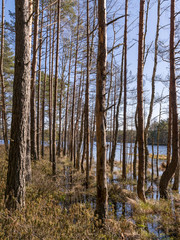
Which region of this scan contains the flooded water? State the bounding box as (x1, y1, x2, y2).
(59, 141, 179, 240)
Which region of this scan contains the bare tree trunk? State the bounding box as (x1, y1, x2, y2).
(151, 136, 154, 185)
(70, 8, 80, 166)
(76, 109, 84, 170)
(5, 0, 31, 210)
(122, 0, 128, 180)
(49, 8, 55, 162)
(172, 128, 180, 190)
(0, 0, 8, 153)
(52, 0, 61, 175)
(30, 0, 39, 161)
(95, 0, 108, 220)
(159, 0, 178, 199)
(26, 0, 33, 184)
(137, 0, 146, 202)
(110, 48, 124, 173)
(85, 0, 90, 188)
(41, 27, 48, 158)
(37, 7, 44, 160)
(63, 40, 72, 156)
(167, 92, 172, 167)
(144, 0, 160, 181)
(133, 109, 138, 180)
(156, 101, 162, 179)
(90, 114, 95, 170)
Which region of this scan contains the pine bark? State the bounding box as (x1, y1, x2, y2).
(52, 0, 61, 175)
(95, 0, 108, 220)
(122, 0, 128, 180)
(31, 0, 39, 161)
(0, 0, 8, 153)
(137, 0, 146, 202)
(5, 0, 31, 210)
(159, 0, 178, 199)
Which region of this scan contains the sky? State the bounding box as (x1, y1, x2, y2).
(1, 0, 180, 128)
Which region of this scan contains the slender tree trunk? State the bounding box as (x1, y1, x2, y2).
(172, 128, 180, 190)
(167, 92, 172, 167)
(74, 71, 84, 169)
(5, 0, 31, 210)
(52, 0, 61, 175)
(37, 7, 44, 160)
(90, 114, 95, 170)
(110, 48, 124, 173)
(30, 0, 39, 161)
(122, 0, 128, 180)
(63, 40, 72, 156)
(133, 108, 138, 180)
(95, 0, 108, 220)
(151, 136, 154, 185)
(26, 0, 33, 184)
(159, 0, 178, 199)
(0, 0, 8, 153)
(41, 27, 48, 158)
(144, 0, 160, 181)
(76, 109, 84, 170)
(137, 0, 146, 202)
(70, 9, 80, 166)
(156, 101, 162, 179)
(85, 0, 90, 188)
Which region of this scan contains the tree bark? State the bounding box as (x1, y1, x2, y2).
(0, 0, 8, 153)
(95, 0, 108, 220)
(5, 0, 31, 210)
(52, 0, 61, 175)
(122, 0, 128, 180)
(137, 0, 146, 202)
(159, 0, 178, 199)
(41, 27, 48, 158)
(30, 0, 39, 161)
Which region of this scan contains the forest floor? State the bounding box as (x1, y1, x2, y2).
(0, 146, 179, 240)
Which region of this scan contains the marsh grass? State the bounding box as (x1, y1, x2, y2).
(0, 147, 179, 239)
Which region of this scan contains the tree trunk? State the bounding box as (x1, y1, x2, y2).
(63, 40, 72, 156)
(52, 0, 61, 175)
(159, 0, 178, 199)
(41, 27, 48, 158)
(5, 0, 31, 210)
(85, 0, 90, 188)
(122, 0, 128, 180)
(70, 10, 80, 166)
(144, 0, 160, 181)
(137, 0, 146, 202)
(110, 47, 124, 173)
(0, 0, 8, 153)
(30, 0, 39, 161)
(95, 0, 108, 220)
(37, 7, 44, 160)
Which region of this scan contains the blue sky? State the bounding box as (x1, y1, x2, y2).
(2, 0, 179, 126)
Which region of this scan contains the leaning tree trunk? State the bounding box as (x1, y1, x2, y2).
(137, 0, 146, 202)
(5, 0, 31, 210)
(159, 0, 178, 199)
(95, 0, 108, 220)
